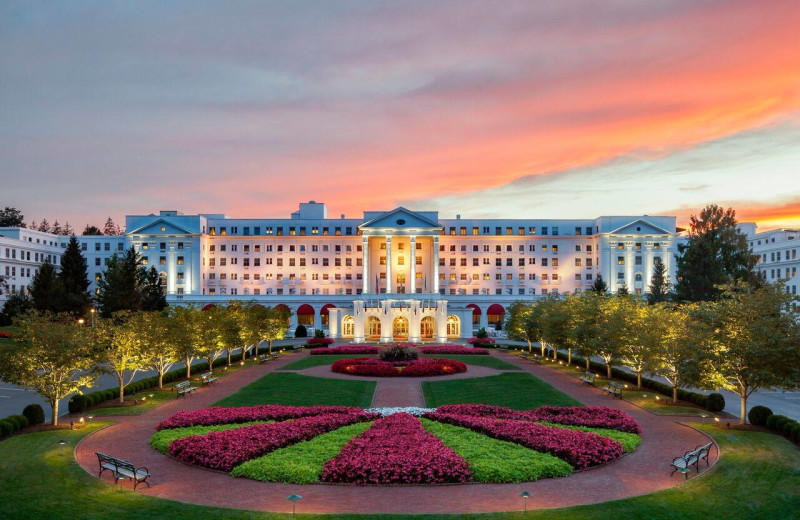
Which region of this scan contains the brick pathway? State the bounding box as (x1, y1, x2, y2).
(74, 350, 718, 514)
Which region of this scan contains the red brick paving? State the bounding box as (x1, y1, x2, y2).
(74, 350, 718, 514)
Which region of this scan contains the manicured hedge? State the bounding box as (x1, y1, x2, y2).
(748, 406, 773, 426)
(0, 414, 29, 437)
(22, 404, 45, 426)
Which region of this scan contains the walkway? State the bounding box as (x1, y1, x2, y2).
(74, 350, 718, 514)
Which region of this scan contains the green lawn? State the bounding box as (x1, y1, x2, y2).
(89, 390, 176, 417)
(214, 373, 376, 408)
(279, 354, 520, 371)
(422, 372, 581, 409)
(0, 421, 797, 519)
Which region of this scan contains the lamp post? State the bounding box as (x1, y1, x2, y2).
(519, 491, 531, 511)
(287, 494, 302, 516)
(58, 439, 67, 455)
(90, 307, 96, 328)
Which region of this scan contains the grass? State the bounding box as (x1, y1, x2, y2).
(214, 372, 376, 408)
(0, 421, 797, 519)
(279, 354, 520, 371)
(149, 421, 271, 453)
(422, 372, 581, 409)
(88, 390, 175, 417)
(420, 418, 573, 482)
(231, 421, 373, 484)
(538, 422, 642, 452)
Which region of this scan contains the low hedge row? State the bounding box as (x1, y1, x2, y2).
(765, 412, 800, 444)
(541, 350, 725, 412)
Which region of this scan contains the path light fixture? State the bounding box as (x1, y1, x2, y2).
(519, 491, 531, 511)
(287, 494, 302, 516)
(149, 394, 154, 399)
(58, 439, 67, 455)
(87, 415, 94, 423)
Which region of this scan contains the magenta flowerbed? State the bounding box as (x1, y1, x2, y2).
(321, 412, 471, 484)
(310, 346, 380, 355)
(331, 357, 467, 377)
(423, 411, 623, 469)
(168, 411, 377, 471)
(417, 346, 489, 355)
(433, 404, 642, 434)
(156, 404, 367, 430)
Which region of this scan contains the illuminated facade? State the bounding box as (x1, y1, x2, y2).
(1, 202, 682, 341)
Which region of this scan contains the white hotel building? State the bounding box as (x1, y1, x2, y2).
(2, 201, 690, 342)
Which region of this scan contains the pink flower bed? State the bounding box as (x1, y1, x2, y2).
(467, 337, 495, 345)
(156, 404, 367, 431)
(305, 337, 335, 346)
(331, 357, 467, 377)
(168, 411, 377, 472)
(433, 404, 642, 434)
(321, 412, 471, 484)
(310, 346, 380, 355)
(418, 346, 489, 355)
(423, 412, 623, 469)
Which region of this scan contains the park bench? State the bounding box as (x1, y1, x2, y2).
(601, 381, 623, 398)
(96, 452, 150, 490)
(258, 353, 274, 363)
(200, 372, 219, 386)
(174, 380, 197, 398)
(579, 371, 596, 385)
(671, 442, 714, 477)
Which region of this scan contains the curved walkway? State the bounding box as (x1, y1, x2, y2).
(74, 350, 718, 514)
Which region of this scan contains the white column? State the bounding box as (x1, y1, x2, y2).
(362, 236, 369, 293)
(313, 305, 322, 332)
(385, 235, 393, 294)
(433, 235, 440, 294)
(410, 235, 416, 294)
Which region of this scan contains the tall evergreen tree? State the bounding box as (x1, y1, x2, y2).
(51, 220, 63, 235)
(58, 236, 91, 315)
(141, 266, 167, 312)
(28, 260, 65, 312)
(1, 291, 33, 320)
(62, 222, 74, 235)
(675, 204, 760, 302)
(37, 218, 51, 233)
(96, 247, 144, 317)
(82, 224, 102, 235)
(616, 284, 629, 296)
(647, 260, 672, 304)
(0, 207, 25, 227)
(103, 217, 121, 235)
(590, 274, 608, 294)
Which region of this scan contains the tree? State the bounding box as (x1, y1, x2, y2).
(0, 207, 25, 227)
(675, 205, 760, 302)
(540, 296, 571, 360)
(647, 260, 672, 304)
(1, 291, 33, 321)
(257, 305, 290, 355)
(590, 274, 608, 295)
(700, 282, 800, 423)
(137, 312, 177, 389)
(95, 312, 149, 404)
(592, 295, 628, 378)
(569, 293, 602, 371)
(0, 312, 96, 425)
(62, 222, 74, 236)
(650, 303, 707, 404)
(103, 217, 121, 236)
(37, 218, 51, 233)
(28, 260, 65, 313)
(96, 247, 144, 317)
(82, 225, 102, 236)
(616, 284, 629, 296)
(171, 306, 199, 378)
(617, 297, 656, 389)
(218, 303, 244, 366)
(194, 306, 225, 370)
(51, 220, 63, 235)
(141, 266, 167, 312)
(505, 301, 542, 354)
(58, 236, 91, 315)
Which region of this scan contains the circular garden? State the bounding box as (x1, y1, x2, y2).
(150, 403, 642, 485)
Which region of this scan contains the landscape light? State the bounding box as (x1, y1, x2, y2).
(58, 439, 67, 455)
(287, 494, 302, 516)
(519, 491, 531, 511)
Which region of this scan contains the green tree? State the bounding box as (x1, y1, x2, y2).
(96, 247, 144, 317)
(0, 207, 25, 227)
(218, 303, 244, 366)
(195, 306, 225, 370)
(141, 266, 167, 312)
(540, 296, 571, 360)
(95, 312, 150, 403)
(138, 311, 177, 389)
(170, 306, 199, 378)
(590, 274, 608, 295)
(505, 301, 542, 354)
(0, 312, 96, 425)
(2, 291, 33, 321)
(700, 281, 800, 423)
(28, 260, 65, 313)
(58, 236, 91, 315)
(257, 305, 290, 355)
(592, 295, 628, 378)
(103, 217, 121, 236)
(37, 219, 51, 233)
(675, 204, 760, 302)
(647, 260, 672, 304)
(650, 303, 707, 404)
(569, 293, 603, 371)
(617, 297, 656, 389)
(82, 225, 102, 236)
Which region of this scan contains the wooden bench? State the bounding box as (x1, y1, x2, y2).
(174, 380, 197, 398)
(579, 371, 596, 385)
(671, 442, 714, 477)
(258, 353, 274, 363)
(523, 354, 542, 365)
(601, 381, 623, 398)
(200, 372, 219, 386)
(96, 452, 150, 490)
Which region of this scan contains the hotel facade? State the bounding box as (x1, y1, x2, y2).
(2, 202, 694, 342)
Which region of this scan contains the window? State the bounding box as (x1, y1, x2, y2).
(617, 256, 625, 265)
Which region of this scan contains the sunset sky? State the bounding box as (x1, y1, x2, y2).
(1, 1, 799, 231)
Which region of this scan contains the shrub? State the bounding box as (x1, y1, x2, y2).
(22, 404, 45, 426)
(68, 395, 88, 414)
(475, 328, 488, 339)
(314, 329, 325, 338)
(0, 420, 13, 436)
(783, 419, 797, 436)
(6, 415, 22, 430)
(380, 344, 419, 362)
(295, 325, 308, 338)
(705, 393, 725, 412)
(748, 405, 773, 426)
(766, 414, 787, 430)
(13, 414, 29, 429)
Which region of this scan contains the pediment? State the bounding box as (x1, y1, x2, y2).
(127, 218, 195, 236)
(609, 219, 672, 236)
(359, 207, 441, 230)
